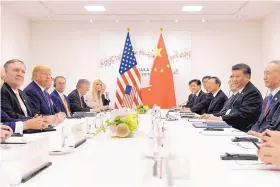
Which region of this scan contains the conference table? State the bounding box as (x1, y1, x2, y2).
(17, 110, 279, 187)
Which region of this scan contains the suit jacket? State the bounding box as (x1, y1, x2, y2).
(1, 83, 33, 119)
(24, 81, 59, 115)
(191, 93, 213, 115)
(207, 90, 228, 114)
(251, 91, 280, 132)
(1, 110, 23, 132)
(216, 81, 263, 132)
(183, 94, 194, 108)
(272, 109, 280, 131)
(68, 89, 92, 112)
(51, 90, 71, 116)
(193, 90, 206, 106)
(102, 94, 110, 106)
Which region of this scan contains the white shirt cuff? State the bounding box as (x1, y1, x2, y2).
(219, 117, 223, 121)
(15, 121, 24, 134)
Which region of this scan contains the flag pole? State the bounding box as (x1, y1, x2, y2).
(127, 28, 138, 107)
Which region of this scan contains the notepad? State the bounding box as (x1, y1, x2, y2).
(192, 122, 231, 128)
(1, 137, 27, 144)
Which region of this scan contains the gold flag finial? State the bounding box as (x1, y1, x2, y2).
(127, 28, 130, 32)
(160, 28, 163, 32)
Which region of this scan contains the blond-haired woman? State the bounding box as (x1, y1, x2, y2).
(84, 80, 104, 112)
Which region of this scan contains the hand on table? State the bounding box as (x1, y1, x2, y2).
(260, 129, 280, 145)
(1, 124, 13, 142)
(24, 117, 48, 130)
(258, 141, 280, 169)
(248, 131, 262, 139)
(180, 108, 191, 113)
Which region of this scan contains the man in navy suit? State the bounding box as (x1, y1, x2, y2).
(24, 65, 66, 124)
(249, 60, 280, 134)
(51, 76, 71, 116)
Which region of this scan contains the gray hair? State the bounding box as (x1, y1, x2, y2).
(76, 79, 90, 89)
(269, 60, 280, 65)
(4, 59, 25, 71)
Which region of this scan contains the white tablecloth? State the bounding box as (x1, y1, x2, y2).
(18, 110, 280, 187)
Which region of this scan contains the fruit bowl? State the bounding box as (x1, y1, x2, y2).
(96, 109, 139, 138)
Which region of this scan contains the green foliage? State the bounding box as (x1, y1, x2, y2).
(136, 104, 149, 114)
(96, 113, 139, 135)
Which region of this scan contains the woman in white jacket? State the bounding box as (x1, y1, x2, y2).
(84, 79, 107, 112)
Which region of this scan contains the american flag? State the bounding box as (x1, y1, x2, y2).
(122, 85, 137, 108)
(115, 32, 142, 109)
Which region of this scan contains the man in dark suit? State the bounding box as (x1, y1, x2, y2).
(202, 63, 263, 132)
(0, 70, 48, 136)
(205, 77, 228, 114)
(202, 76, 211, 94)
(249, 60, 280, 134)
(24, 65, 66, 124)
(51, 76, 71, 116)
(186, 77, 227, 114)
(68, 79, 93, 112)
(1, 60, 34, 119)
(182, 79, 205, 108)
(101, 83, 110, 106)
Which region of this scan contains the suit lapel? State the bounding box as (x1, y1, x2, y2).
(54, 90, 64, 106)
(4, 83, 28, 116)
(262, 91, 280, 119)
(209, 91, 220, 111)
(19, 91, 33, 116)
(33, 82, 52, 113)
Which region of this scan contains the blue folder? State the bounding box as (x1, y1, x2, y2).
(192, 122, 231, 128)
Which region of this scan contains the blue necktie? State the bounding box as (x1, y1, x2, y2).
(264, 94, 273, 115)
(43, 90, 50, 106)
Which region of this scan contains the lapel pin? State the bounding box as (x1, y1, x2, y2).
(275, 98, 278, 101)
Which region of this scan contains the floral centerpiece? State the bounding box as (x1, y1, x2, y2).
(96, 109, 139, 138)
(136, 104, 149, 114)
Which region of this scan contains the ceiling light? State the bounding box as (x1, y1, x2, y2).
(84, 5, 106, 12)
(90, 19, 93, 22)
(182, 5, 203, 12)
(202, 18, 205, 23)
(175, 19, 179, 23)
(116, 20, 119, 23)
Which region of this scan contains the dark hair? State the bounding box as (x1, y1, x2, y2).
(232, 63, 251, 78)
(188, 79, 201, 86)
(54, 76, 66, 87)
(4, 59, 25, 71)
(209, 76, 221, 87)
(202, 76, 211, 81)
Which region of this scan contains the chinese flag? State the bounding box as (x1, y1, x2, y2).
(140, 33, 176, 109)
(139, 86, 154, 108)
